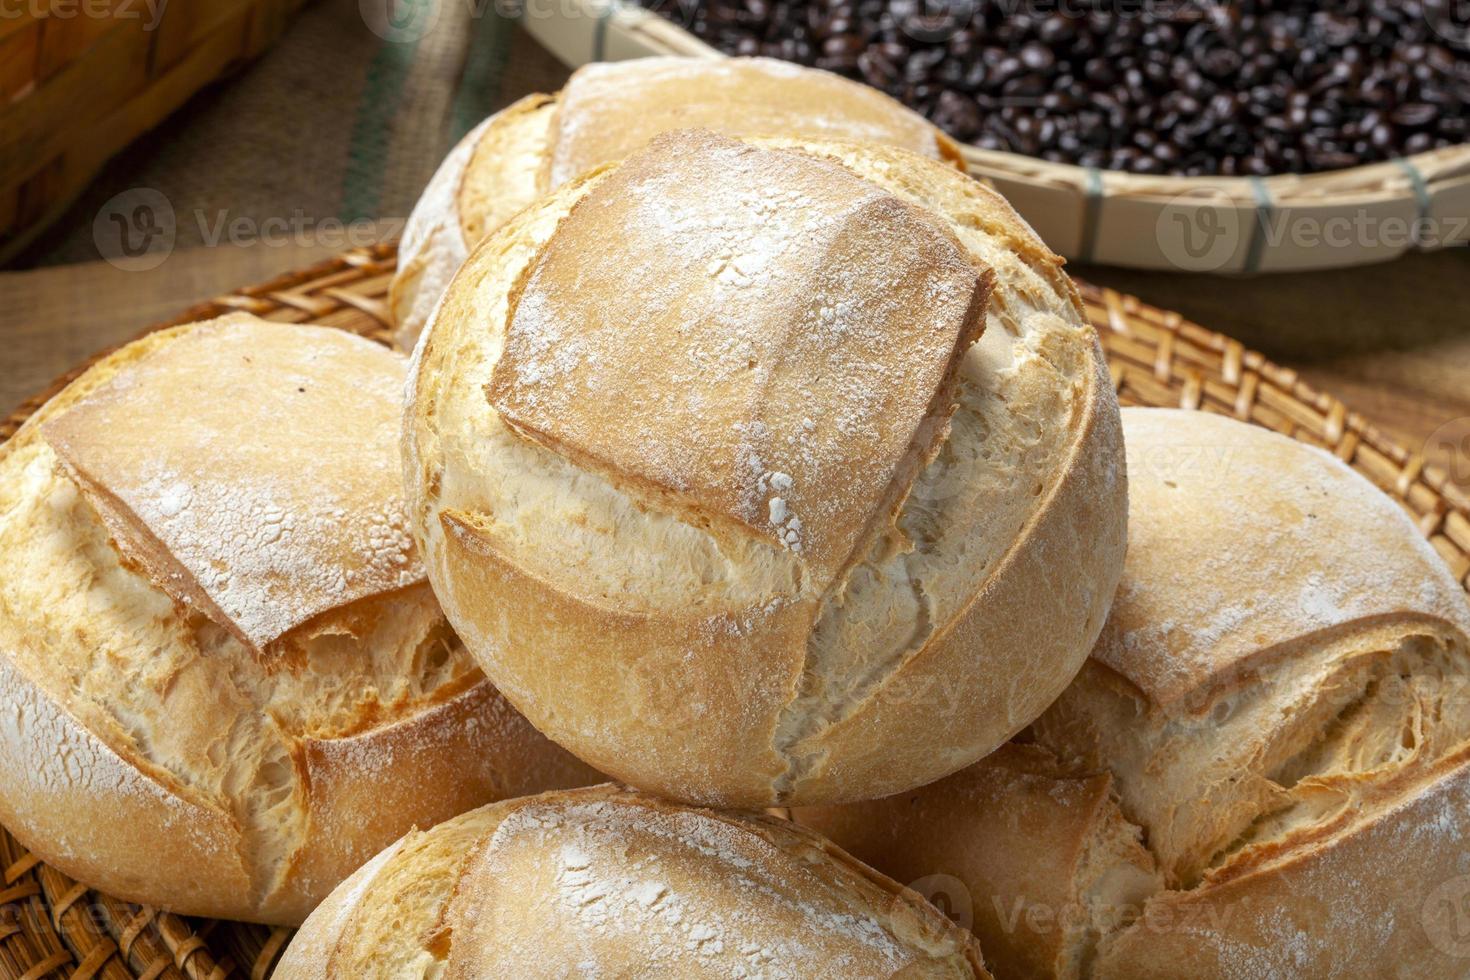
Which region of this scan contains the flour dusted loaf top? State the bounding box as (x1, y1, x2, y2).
(404, 131, 1127, 807)
(0, 315, 598, 925)
(798, 408, 1470, 979)
(275, 784, 990, 979)
(389, 55, 964, 349)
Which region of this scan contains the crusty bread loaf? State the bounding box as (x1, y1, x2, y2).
(274, 784, 990, 978)
(798, 407, 1470, 979)
(0, 315, 599, 925)
(404, 131, 1127, 808)
(389, 56, 964, 350)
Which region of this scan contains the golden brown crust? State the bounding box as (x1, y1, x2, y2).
(547, 57, 957, 188)
(800, 409, 1470, 978)
(1095, 748, 1470, 979)
(389, 95, 557, 351)
(279, 785, 991, 979)
(41, 316, 421, 652)
(0, 653, 254, 920)
(435, 507, 808, 804)
(0, 318, 600, 924)
(798, 743, 1151, 980)
(1094, 408, 1470, 707)
(489, 131, 990, 585)
(277, 678, 601, 923)
(389, 56, 966, 352)
(406, 135, 1127, 808)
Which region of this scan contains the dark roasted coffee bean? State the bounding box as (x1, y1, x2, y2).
(932, 89, 982, 140)
(1390, 102, 1439, 127)
(1404, 131, 1437, 154)
(1019, 42, 1054, 73)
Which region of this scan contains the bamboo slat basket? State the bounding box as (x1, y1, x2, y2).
(0, 242, 1468, 977)
(517, 0, 1470, 273)
(0, 0, 307, 264)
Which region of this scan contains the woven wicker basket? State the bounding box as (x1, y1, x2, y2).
(0, 243, 1467, 977)
(0, 0, 307, 264)
(518, 0, 1470, 274)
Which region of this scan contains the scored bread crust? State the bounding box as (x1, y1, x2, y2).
(797, 408, 1470, 979)
(388, 56, 966, 351)
(0, 319, 600, 924)
(404, 134, 1127, 807)
(796, 742, 1161, 980)
(40, 318, 422, 652)
(487, 130, 992, 586)
(274, 784, 991, 979)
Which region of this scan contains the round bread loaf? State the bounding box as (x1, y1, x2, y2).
(0, 315, 599, 925)
(389, 55, 964, 350)
(274, 784, 989, 978)
(797, 407, 1470, 979)
(404, 130, 1127, 807)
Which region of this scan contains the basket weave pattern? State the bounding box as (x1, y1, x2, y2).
(0, 243, 1466, 977)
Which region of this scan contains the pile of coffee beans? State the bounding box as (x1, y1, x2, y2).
(636, 1, 1470, 176)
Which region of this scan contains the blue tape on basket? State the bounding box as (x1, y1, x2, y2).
(1243, 176, 1274, 274)
(594, 2, 615, 61)
(1395, 158, 1433, 248)
(1078, 167, 1103, 264)
(1395, 158, 1432, 220)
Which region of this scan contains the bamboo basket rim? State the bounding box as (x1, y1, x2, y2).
(526, 0, 1470, 272)
(610, 2, 1470, 198)
(0, 241, 1468, 978)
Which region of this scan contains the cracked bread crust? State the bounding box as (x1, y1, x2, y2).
(487, 131, 991, 586)
(403, 134, 1127, 808)
(0, 319, 600, 924)
(795, 742, 1161, 980)
(274, 784, 991, 979)
(388, 56, 966, 352)
(796, 408, 1470, 979)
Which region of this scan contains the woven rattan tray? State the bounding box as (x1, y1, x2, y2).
(1, 243, 1468, 978)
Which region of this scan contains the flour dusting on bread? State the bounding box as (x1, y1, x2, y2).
(548, 57, 955, 190)
(408, 133, 1122, 806)
(1096, 408, 1470, 706)
(490, 130, 989, 588)
(42, 316, 422, 651)
(0, 317, 596, 924)
(283, 786, 984, 977)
